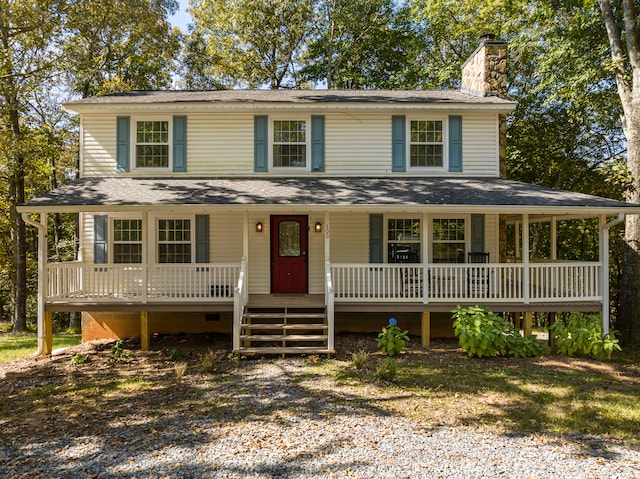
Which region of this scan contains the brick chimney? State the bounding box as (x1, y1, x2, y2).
(461, 34, 508, 98)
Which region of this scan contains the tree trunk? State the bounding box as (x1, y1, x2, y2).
(619, 119, 640, 345)
(8, 108, 28, 332)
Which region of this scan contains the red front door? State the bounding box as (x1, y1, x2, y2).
(271, 215, 308, 293)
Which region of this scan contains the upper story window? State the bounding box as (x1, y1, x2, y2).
(113, 219, 143, 263)
(136, 120, 169, 168)
(273, 120, 307, 168)
(410, 120, 444, 168)
(158, 219, 191, 263)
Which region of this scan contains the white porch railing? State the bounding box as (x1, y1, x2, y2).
(47, 262, 241, 302)
(330, 262, 601, 303)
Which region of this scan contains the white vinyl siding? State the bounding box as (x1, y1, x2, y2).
(80, 110, 501, 178)
(329, 213, 369, 263)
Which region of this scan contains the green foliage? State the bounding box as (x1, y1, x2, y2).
(374, 357, 398, 381)
(168, 347, 185, 361)
(351, 350, 370, 370)
(376, 318, 410, 356)
(550, 312, 622, 360)
(108, 340, 131, 364)
(452, 305, 544, 358)
(70, 352, 90, 366)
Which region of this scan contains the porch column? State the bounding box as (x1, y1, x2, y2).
(324, 211, 330, 261)
(142, 210, 148, 303)
(551, 216, 557, 261)
(421, 311, 430, 348)
(523, 311, 533, 337)
(600, 213, 624, 336)
(522, 213, 530, 304)
(22, 212, 50, 355)
(140, 311, 150, 351)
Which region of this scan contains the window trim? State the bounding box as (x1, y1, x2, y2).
(104, 214, 144, 264)
(407, 115, 448, 172)
(269, 115, 311, 171)
(385, 216, 422, 264)
(132, 116, 173, 171)
(156, 216, 195, 264)
(430, 215, 469, 264)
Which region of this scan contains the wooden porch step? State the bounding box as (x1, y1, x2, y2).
(238, 346, 335, 355)
(242, 323, 328, 330)
(240, 334, 328, 342)
(243, 312, 326, 320)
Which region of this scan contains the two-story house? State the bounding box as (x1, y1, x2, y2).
(19, 38, 640, 355)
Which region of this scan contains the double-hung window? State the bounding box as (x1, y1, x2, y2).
(388, 218, 421, 263)
(410, 120, 444, 168)
(136, 120, 169, 168)
(432, 218, 465, 263)
(158, 219, 191, 263)
(113, 219, 142, 263)
(273, 120, 307, 168)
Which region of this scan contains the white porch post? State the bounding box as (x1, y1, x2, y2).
(324, 211, 334, 352)
(551, 216, 557, 261)
(522, 213, 530, 304)
(324, 211, 330, 261)
(600, 213, 625, 336)
(422, 212, 429, 304)
(142, 210, 148, 303)
(21, 212, 49, 355)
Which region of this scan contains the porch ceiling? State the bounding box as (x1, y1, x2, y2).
(19, 176, 640, 215)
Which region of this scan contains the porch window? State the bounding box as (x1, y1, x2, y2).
(432, 218, 465, 263)
(158, 219, 191, 263)
(273, 120, 306, 167)
(387, 218, 420, 263)
(113, 219, 142, 263)
(410, 120, 443, 167)
(136, 120, 169, 168)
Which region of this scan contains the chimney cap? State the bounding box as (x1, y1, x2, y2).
(479, 33, 496, 42)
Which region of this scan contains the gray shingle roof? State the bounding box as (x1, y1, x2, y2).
(63, 89, 515, 107)
(21, 177, 637, 212)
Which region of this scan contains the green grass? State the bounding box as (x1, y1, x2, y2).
(0, 331, 81, 363)
(334, 353, 640, 446)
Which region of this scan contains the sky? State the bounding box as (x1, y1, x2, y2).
(169, 0, 192, 31)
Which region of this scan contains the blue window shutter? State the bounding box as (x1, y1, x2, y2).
(173, 116, 187, 172)
(195, 214, 210, 263)
(470, 214, 485, 253)
(94, 215, 108, 264)
(369, 214, 384, 263)
(392, 116, 406, 172)
(116, 116, 130, 172)
(311, 115, 325, 172)
(449, 115, 463, 172)
(254, 115, 268, 172)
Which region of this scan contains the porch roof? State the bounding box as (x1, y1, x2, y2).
(20, 177, 640, 215)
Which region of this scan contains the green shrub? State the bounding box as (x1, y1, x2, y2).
(374, 357, 398, 381)
(351, 350, 370, 370)
(108, 340, 131, 363)
(452, 305, 544, 358)
(70, 352, 90, 365)
(376, 318, 410, 356)
(550, 312, 621, 360)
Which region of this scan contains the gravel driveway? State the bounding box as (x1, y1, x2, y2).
(2, 356, 639, 479)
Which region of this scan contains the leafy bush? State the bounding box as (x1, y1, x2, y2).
(452, 305, 544, 358)
(108, 340, 131, 363)
(550, 312, 621, 360)
(374, 357, 398, 381)
(376, 318, 410, 356)
(70, 352, 90, 365)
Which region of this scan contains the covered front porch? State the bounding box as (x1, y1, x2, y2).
(19, 176, 638, 355)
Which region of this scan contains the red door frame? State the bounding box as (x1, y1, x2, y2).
(270, 215, 308, 293)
